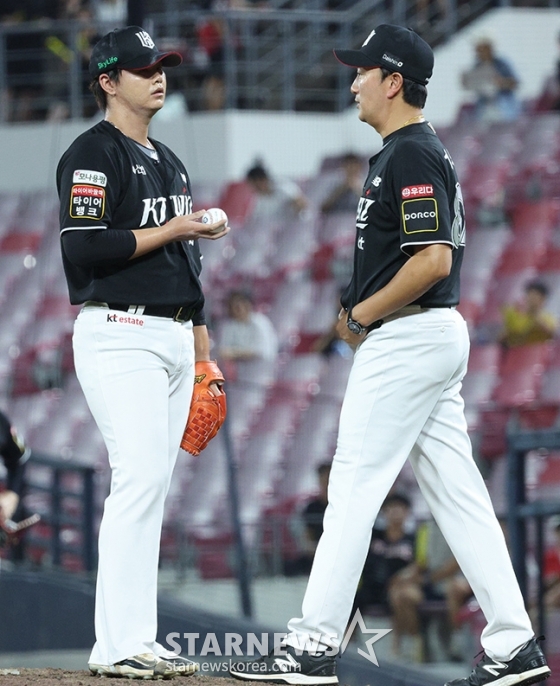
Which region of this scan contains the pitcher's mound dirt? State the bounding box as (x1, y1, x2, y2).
(0, 669, 265, 686)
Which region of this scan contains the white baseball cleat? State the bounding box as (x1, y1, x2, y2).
(89, 652, 168, 679)
(162, 655, 200, 677)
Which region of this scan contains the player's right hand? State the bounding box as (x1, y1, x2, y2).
(168, 210, 230, 241)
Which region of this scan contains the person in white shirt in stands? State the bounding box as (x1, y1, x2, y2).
(245, 162, 307, 224)
(217, 290, 278, 364)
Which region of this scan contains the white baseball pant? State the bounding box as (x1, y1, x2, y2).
(73, 303, 195, 666)
(287, 307, 533, 661)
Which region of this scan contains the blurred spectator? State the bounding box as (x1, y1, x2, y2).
(461, 37, 521, 123)
(245, 162, 308, 224)
(543, 519, 560, 611)
(499, 279, 557, 348)
(0, 410, 30, 523)
(217, 290, 278, 363)
(414, 0, 449, 35)
(2, 0, 58, 121)
(320, 152, 363, 215)
(353, 493, 416, 623)
(285, 462, 331, 576)
(475, 187, 507, 227)
(311, 290, 353, 359)
(196, 14, 226, 110)
(94, 0, 127, 26)
(45, 1, 99, 120)
(549, 30, 560, 111)
(389, 518, 472, 661)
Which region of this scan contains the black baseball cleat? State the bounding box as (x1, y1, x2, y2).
(444, 636, 551, 686)
(229, 644, 338, 685)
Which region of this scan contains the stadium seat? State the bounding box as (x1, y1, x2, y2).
(478, 406, 511, 460)
(267, 279, 315, 345)
(511, 198, 559, 234)
(460, 226, 511, 325)
(275, 353, 326, 396)
(192, 531, 235, 579)
(319, 211, 356, 248)
(493, 342, 552, 407)
(462, 344, 502, 429)
(217, 180, 255, 228)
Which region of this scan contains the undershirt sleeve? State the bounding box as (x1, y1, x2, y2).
(61, 228, 137, 267)
(193, 309, 206, 326)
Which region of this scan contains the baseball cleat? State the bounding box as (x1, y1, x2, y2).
(162, 655, 200, 677)
(89, 652, 168, 679)
(444, 636, 551, 686)
(229, 644, 338, 685)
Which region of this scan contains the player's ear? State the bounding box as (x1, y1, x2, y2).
(386, 72, 404, 99)
(99, 73, 118, 98)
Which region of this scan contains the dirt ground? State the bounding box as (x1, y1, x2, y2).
(0, 669, 265, 686)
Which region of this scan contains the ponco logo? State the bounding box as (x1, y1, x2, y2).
(404, 211, 436, 220)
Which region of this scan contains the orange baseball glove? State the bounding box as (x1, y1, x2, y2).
(180, 361, 227, 456)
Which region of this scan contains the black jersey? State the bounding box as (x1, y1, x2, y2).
(57, 120, 205, 317)
(341, 121, 465, 312)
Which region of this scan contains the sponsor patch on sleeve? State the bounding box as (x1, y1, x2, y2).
(69, 185, 105, 219)
(402, 198, 439, 234)
(72, 169, 107, 187)
(401, 184, 434, 199)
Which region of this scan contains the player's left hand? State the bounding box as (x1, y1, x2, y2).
(0, 490, 19, 521)
(336, 309, 367, 347)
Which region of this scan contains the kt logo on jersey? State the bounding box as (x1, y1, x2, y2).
(140, 195, 193, 227)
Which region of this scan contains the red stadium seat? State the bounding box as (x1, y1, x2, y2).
(493, 343, 552, 407)
(217, 181, 255, 228)
(478, 407, 511, 460)
(510, 198, 560, 233)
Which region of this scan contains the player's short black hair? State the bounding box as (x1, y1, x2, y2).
(227, 289, 253, 305)
(246, 163, 269, 183)
(341, 152, 362, 165)
(89, 69, 121, 111)
(380, 67, 427, 109)
(525, 279, 549, 298)
(382, 492, 411, 509)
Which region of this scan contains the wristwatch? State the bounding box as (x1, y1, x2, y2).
(346, 315, 367, 336)
(346, 312, 384, 335)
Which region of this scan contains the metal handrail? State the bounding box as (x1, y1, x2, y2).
(0, 1, 491, 122)
(24, 451, 97, 572)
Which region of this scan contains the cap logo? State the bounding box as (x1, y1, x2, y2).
(362, 29, 376, 47)
(135, 30, 155, 49)
(382, 52, 404, 68)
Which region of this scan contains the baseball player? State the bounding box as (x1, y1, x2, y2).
(56, 26, 229, 680)
(0, 410, 30, 523)
(230, 25, 551, 686)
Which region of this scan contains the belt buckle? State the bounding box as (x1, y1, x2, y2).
(173, 306, 184, 322)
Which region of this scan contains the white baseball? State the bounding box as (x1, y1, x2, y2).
(202, 207, 228, 234)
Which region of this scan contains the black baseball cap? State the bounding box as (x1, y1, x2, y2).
(334, 24, 433, 86)
(89, 26, 182, 78)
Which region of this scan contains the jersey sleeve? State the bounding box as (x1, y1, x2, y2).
(392, 139, 454, 256)
(57, 135, 122, 235)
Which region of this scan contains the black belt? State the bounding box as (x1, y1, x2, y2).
(107, 303, 194, 322)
